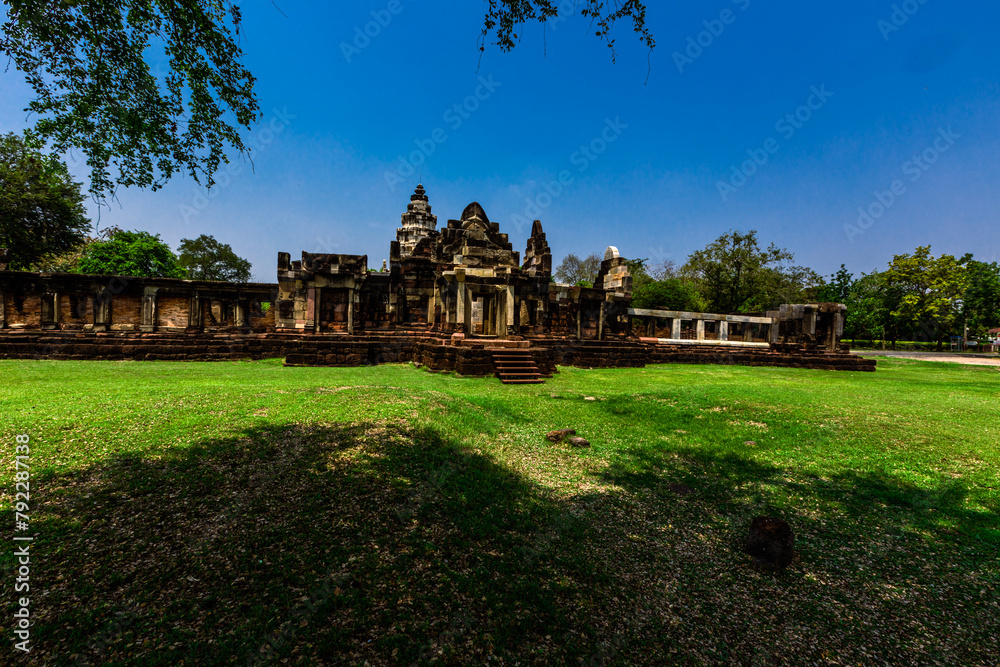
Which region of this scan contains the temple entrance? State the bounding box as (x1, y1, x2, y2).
(472, 293, 499, 336)
(464, 288, 507, 338)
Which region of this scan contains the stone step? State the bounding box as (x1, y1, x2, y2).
(491, 346, 545, 384)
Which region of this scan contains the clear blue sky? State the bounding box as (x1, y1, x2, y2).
(2, 1, 998, 282)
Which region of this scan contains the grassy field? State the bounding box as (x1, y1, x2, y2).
(2, 357, 998, 665)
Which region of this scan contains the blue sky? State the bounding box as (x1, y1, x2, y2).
(1, 1, 998, 282)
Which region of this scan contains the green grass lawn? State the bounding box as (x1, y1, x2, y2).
(2, 358, 998, 665)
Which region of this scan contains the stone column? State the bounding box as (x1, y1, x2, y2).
(235, 299, 249, 328)
(598, 302, 606, 341)
(505, 285, 515, 339)
(94, 290, 111, 331)
(311, 287, 321, 333)
(830, 311, 843, 350)
(140, 288, 157, 332)
(463, 286, 473, 334)
(0, 288, 5, 329)
(455, 281, 467, 334)
(719, 321, 729, 341)
(696, 319, 705, 340)
(671, 318, 681, 339)
(804, 308, 817, 336)
(188, 293, 203, 331)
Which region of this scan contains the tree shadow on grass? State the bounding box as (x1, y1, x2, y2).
(14, 421, 1000, 666)
(19, 421, 629, 666)
(589, 442, 999, 665)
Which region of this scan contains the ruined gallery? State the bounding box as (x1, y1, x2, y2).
(0, 185, 875, 381)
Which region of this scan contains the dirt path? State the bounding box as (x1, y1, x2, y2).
(854, 350, 1000, 366)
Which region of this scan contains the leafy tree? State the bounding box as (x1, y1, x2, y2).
(961, 258, 1000, 338)
(840, 271, 899, 345)
(682, 230, 818, 313)
(3, 2, 654, 203)
(649, 258, 680, 281)
(554, 252, 601, 286)
(631, 278, 703, 311)
(882, 246, 966, 349)
(814, 264, 854, 304)
(1, 0, 260, 200)
(78, 229, 184, 278)
(481, 1, 655, 61)
(177, 234, 251, 282)
(0, 131, 91, 270)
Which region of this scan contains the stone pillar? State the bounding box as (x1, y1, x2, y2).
(455, 281, 467, 334)
(426, 290, 435, 331)
(671, 318, 681, 339)
(769, 320, 780, 344)
(576, 307, 582, 340)
(235, 299, 248, 328)
(505, 285, 515, 338)
(744, 324, 753, 342)
(0, 288, 5, 329)
(189, 294, 203, 330)
(347, 294, 355, 335)
(804, 308, 817, 336)
(94, 290, 111, 331)
(719, 321, 729, 341)
(696, 319, 705, 340)
(140, 288, 157, 332)
(598, 302, 606, 341)
(464, 287, 473, 334)
(830, 311, 843, 350)
(311, 287, 321, 333)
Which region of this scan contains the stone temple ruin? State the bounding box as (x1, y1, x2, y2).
(0, 185, 875, 378)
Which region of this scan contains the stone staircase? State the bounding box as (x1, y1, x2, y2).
(490, 347, 545, 384)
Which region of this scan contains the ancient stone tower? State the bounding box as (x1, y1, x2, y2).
(395, 184, 438, 258)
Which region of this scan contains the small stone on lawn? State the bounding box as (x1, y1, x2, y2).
(546, 428, 576, 443)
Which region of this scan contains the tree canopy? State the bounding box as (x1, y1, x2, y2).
(0, 131, 91, 270)
(78, 229, 184, 278)
(554, 252, 601, 286)
(1, 0, 260, 201)
(178, 234, 252, 282)
(962, 259, 1000, 338)
(882, 246, 966, 347)
(3, 2, 654, 202)
(682, 230, 820, 313)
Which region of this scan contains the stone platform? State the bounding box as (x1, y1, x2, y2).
(0, 330, 876, 373)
